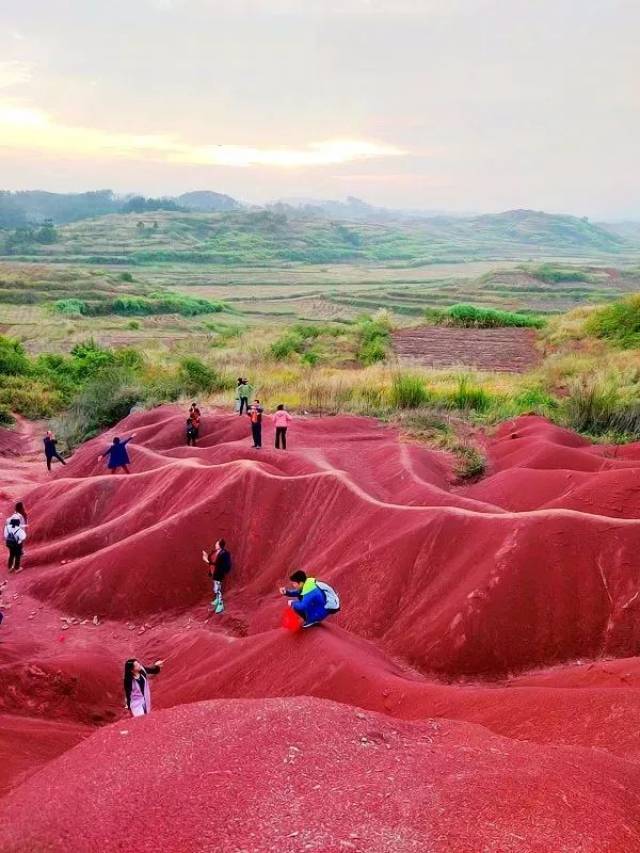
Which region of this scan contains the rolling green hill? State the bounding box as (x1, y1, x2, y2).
(0, 208, 632, 267)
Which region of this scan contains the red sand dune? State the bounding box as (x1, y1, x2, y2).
(1, 407, 640, 851)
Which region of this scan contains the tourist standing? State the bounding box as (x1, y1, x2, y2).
(247, 400, 264, 449)
(44, 431, 66, 471)
(202, 538, 232, 614)
(273, 404, 292, 450)
(98, 435, 136, 474)
(123, 658, 164, 717)
(4, 517, 26, 573)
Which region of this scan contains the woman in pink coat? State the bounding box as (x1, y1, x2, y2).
(273, 404, 292, 450)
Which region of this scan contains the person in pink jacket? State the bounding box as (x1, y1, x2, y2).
(273, 404, 292, 450)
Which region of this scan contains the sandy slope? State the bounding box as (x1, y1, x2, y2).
(1, 408, 640, 851)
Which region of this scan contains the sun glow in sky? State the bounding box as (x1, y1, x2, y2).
(0, 100, 403, 167)
(0, 1, 638, 216)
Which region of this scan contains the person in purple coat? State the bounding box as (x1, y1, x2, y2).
(98, 434, 136, 474)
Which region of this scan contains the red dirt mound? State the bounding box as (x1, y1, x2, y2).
(2, 697, 639, 853)
(2, 407, 640, 851)
(16, 409, 640, 676)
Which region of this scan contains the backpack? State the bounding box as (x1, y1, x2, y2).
(316, 581, 340, 612)
(5, 526, 20, 545)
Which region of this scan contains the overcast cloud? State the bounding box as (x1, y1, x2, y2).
(0, 0, 637, 217)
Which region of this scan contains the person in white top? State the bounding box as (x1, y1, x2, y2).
(4, 517, 26, 573)
(123, 658, 164, 717)
(273, 404, 293, 450)
(8, 501, 28, 528)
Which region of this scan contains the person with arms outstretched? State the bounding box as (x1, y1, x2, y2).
(280, 570, 340, 628)
(44, 431, 66, 471)
(123, 658, 164, 717)
(98, 435, 136, 474)
(202, 538, 232, 614)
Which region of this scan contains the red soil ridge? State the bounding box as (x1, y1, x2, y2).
(1, 408, 640, 851)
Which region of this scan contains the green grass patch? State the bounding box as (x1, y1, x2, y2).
(585, 295, 640, 348)
(425, 303, 544, 329)
(52, 293, 226, 317)
(390, 373, 430, 408)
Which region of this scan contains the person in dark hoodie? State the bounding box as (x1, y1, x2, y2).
(279, 570, 340, 628)
(44, 430, 66, 471)
(98, 434, 136, 474)
(202, 538, 232, 614)
(123, 658, 164, 717)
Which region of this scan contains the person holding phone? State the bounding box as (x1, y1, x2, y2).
(123, 658, 164, 717)
(202, 539, 232, 614)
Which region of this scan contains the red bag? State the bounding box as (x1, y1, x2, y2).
(281, 606, 303, 632)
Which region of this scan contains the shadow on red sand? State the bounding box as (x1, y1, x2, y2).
(1, 406, 640, 851)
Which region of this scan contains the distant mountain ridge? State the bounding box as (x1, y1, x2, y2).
(0, 188, 242, 226)
(176, 190, 240, 212)
(0, 189, 635, 255)
(1, 203, 634, 264)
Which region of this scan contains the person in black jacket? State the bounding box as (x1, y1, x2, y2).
(202, 538, 232, 614)
(44, 431, 66, 471)
(123, 658, 164, 717)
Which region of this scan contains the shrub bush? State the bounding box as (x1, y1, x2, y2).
(425, 303, 544, 329)
(54, 367, 143, 447)
(585, 295, 640, 349)
(453, 444, 487, 480)
(448, 375, 490, 412)
(179, 357, 223, 394)
(53, 298, 88, 315)
(357, 316, 390, 365)
(562, 376, 640, 438)
(270, 333, 305, 360)
(389, 373, 430, 409)
(0, 336, 30, 376)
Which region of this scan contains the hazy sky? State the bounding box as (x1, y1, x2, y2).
(0, 0, 638, 217)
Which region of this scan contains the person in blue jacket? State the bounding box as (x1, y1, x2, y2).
(279, 570, 340, 628)
(98, 434, 136, 474)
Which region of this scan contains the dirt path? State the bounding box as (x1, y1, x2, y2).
(0, 416, 47, 502)
(393, 326, 541, 372)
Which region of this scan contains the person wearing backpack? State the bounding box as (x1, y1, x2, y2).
(279, 570, 340, 628)
(98, 434, 136, 474)
(44, 430, 66, 471)
(4, 517, 26, 573)
(8, 502, 27, 529)
(202, 538, 232, 614)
